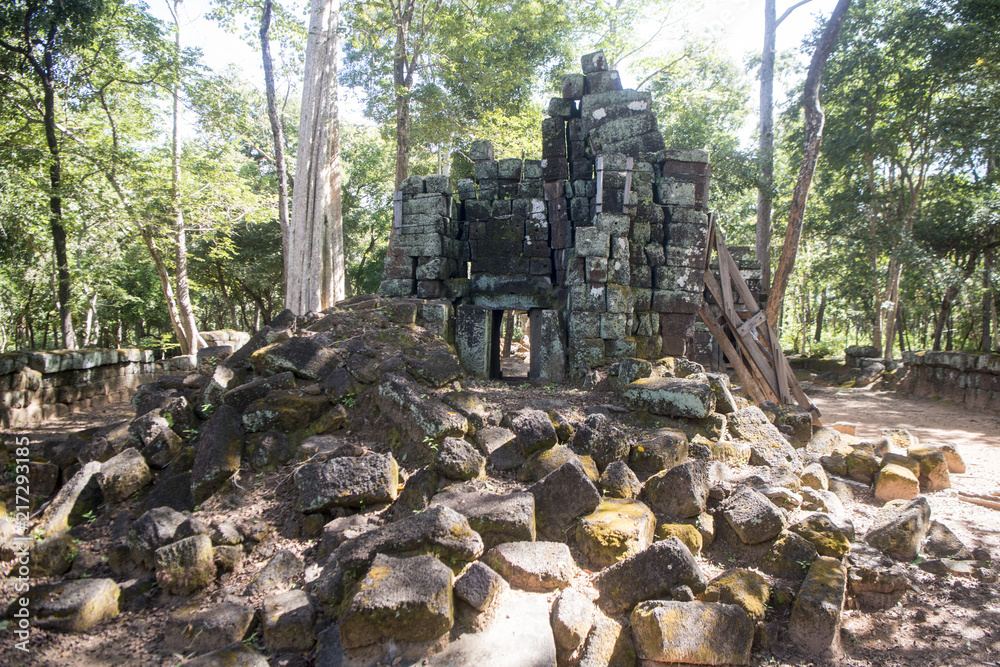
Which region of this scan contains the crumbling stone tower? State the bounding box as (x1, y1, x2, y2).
(379, 50, 711, 383)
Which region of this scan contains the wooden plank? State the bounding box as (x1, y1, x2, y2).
(771, 329, 792, 403)
(736, 309, 768, 337)
(595, 156, 604, 214)
(699, 304, 770, 404)
(703, 270, 781, 396)
(716, 235, 738, 324)
(622, 156, 634, 214)
(715, 230, 762, 314)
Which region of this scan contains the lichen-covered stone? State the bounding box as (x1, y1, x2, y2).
(127, 506, 187, 570)
(484, 541, 577, 592)
(707, 569, 771, 623)
(874, 463, 920, 502)
(454, 561, 507, 612)
(728, 407, 800, 470)
(551, 588, 594, 651)
(475, 426, 524, 471)
(623, 377, 716, 418)
(939, 443, 966, 474)
(340, 553, 454, 649)
(846, 448, 880, 485)
(518, 444, 599, 483)
(599, 460, 641, 499)
(907, 444, 951, 491)
(641, 460, 708, 519)
(788, 556, 847, 658)
(577, 613, 636, 667)
(629, 427, 688, 477)
(249, 335, 338, 380)
(376, 372, 469, 444)
(506, 408, 558, 456)
(575, 498, 655, 569)
(865, 496, 931, 561)
(790, 513, 852, 558)
(263, 589, 315, 652)
(154, 534, 215, 595)
(33, 578, 120, 632)
(334, 505, 483, 572)
(294, 453, 399, 512)
(529, 459, 602, 541)
(163, 602, 254, 654)
(434, 437, 486, 480)
(35, 461, 103, 538)
(721, 486, 785, 545)
(183, 644, 268, 667)
(760, 531, 817, 581)
(800, 462, 829, 491)
(594, 538, 707, 614)
(30, 533, 77, 577)
(97, 447, 151, 504)
(191, 404, 244, 503)
(631, 600, 753, 665)
(655, 523, 703, 556)
(241, 389, 332, 433)
(246, 549, 304, 597)
(431, 488, 535, 550)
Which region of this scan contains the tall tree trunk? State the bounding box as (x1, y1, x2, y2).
(169, 0, 201, 355)
(503, 310, 514, 358)
(765, 0, 852, 330)
(756, 0, 777, 292)
(813, 286, 827, 343)
(393, 46, 411, 190)
(881, 256, 901, 360)
(932, 253, 978, 350)
(287, 0, 345, 313)
(260, 0, 292, 288)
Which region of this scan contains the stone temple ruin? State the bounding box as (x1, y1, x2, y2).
(380, 50, 712, 383)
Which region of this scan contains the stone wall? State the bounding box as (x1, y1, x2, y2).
(899, 350, 1000, 411)
(0, 330, 250, 428)
(379, 49, 712, 381)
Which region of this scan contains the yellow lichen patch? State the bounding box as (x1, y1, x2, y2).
(576, 498, 655, 569)
(706, 569, 771, 623)
(656, 523, 703, 556)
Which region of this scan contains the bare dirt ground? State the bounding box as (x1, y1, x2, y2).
(3, 383, 1000, 667)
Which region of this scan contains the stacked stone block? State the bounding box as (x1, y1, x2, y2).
(380, 175, 461, 299)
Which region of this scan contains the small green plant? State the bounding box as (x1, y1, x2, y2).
(81, 509, 97, 524)
(342, 393, 357, 408)
(200, 403, 216, 416)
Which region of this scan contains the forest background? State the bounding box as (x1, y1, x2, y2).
(2, 0, 998, 362)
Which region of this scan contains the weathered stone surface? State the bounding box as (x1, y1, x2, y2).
(865, 496, 932, 561)
(431, 489, 535, 550)
(656, 523, 703, 556)
(875, 463, 920, 502)
(454, 561, 507, 612)
(761, 531, 818, 581)
(594, 538, 708, 614)
(409, 348, 463, 387)
(577, 613, 636, 667)
(846, 448, 880, 485)
(442, 390, 489, 431)
(97, 448, 151, 504)
(728, 407, 800, 470)
(506, 408, 558, 456)
(600, 460, 642, 498)
(222, 370, 295, 412)
(708, 569, 771, 623)
(576, 498, 655, 569)
(788, 556, 848, 658)
(551, 588, 594, 651)
(623, 377, 716, 418)
(127, 506, 187, 570)
(847, 544, 911, 610)
(572, 413, 629, 471)
(925, 520, 970, 558)
(30, 533, 76, 577)
(907, 444, 951, 491)
(241, 389, 332, 433)
(340, 553, 454, 649)
(387, 467, 438, 523)
(33, 578, 120, 632)
(790, 513, 852, 558)
(250, 335, 338, 380)
(263, 589, 315, 652)
(334, 505, 483, 572)
(630, 427, 688, 477)
(529, 459, 602, 541)
(163, 602, 254, 654)
(483, 541, 577, 592)
(940, 443, 966, 474)
(294, 452, 399, 512)
(434, 437, 486, 480)
(631, 600, 753, 665)
(184, 643, 269, 667)
(721, 486, 785, 545)
(518, 444, 599, 483)
(642, 460, 708, 519)
(800, 462, 829, 491)
(377, 372, 468, 443)
(246, 549, 303, 596)
(475, 426, 524, 471)
(775, 405, 813, 444)
(154, 534, 215, 595)
(191, 404, 244, 503)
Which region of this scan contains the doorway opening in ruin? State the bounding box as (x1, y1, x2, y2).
(493, 309, 531, 381)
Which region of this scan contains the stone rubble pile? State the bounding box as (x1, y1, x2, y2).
(2, 296, 993, 667)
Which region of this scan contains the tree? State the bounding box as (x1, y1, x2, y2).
(342, 0, 573, 189)
(0, 0, 107, 348)
(765, 0, 852, 331)
(286, 0, 344, 313)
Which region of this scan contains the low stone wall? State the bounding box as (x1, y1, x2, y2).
(0, 348, 196, 429)
(899, 350, 1000, 410)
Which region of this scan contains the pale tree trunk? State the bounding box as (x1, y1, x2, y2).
(932, 253, 978, 350)
(881, 256, 901, 359)
(169, 0, 201, 355)
(757, 0, 814, 293)
(261, 0, 292, 287)
(765, 0, 852, 329)
(287, 0, 345, 313)
(393, 28, 412, 190)
(983, 248, 994, 353)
